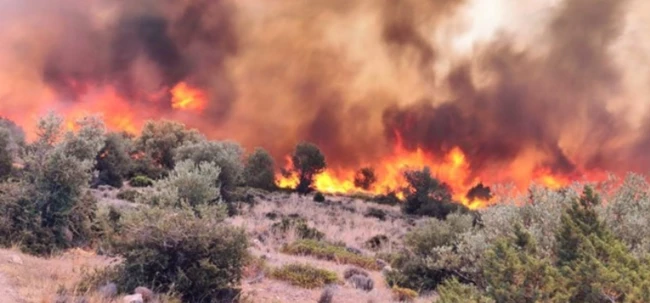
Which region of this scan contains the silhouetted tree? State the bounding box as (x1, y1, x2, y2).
(466, 183, 493, 201)
(354, 167, 377, 190)
(291, 142, 326, 194)
(402, 167, 465, 218)
(95, 132, 133, 188)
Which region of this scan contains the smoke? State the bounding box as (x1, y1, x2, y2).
(0, 0, 649, 184)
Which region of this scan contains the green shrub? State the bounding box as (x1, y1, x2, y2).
(291, 142, 326, 194)
(114, 205, 248, 302)
(270, 263, 339, 289)
(116, 189, 139, 202)
(282, 239, 379, 270)
(372, 192, 401, 206)
(130, 175, 153, 187)
(364, 207, 387, 221)
(402, 167, 467, 218)
(244, 148, 276, 191)
(438, 278, 494, 303)
(314, 192, 326, 202)
(95, 132, 133, 188)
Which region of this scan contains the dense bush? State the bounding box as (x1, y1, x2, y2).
(0, 114, 102, 255)
(175, 140, 243, 202)
(364, 207, 387, 221)
(116, 188, 139, 202)
(271, 217, 325, 241)
(291, 142, 326, 194)
(129, 175, 154, 187)
(244, 147, 276, 190)
(402, 167, 468, 218)
(139, 160, 221, 208)
(95, 132, 133, 188)
(114, 204, 248, 302)
(270, 263, 339, 289)
(136, 120, 203, 171)
(0, 128, 13, 180)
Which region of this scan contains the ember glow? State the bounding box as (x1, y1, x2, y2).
(0, 0, 649, 208)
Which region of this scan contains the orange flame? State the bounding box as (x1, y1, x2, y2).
(171, 82, 207, 112)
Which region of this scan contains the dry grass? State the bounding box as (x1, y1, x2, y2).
(0, 247, 117, 303)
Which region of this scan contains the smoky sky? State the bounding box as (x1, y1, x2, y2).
(0, 0, 649, 183)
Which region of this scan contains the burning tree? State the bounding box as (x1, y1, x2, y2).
(354, 167, 377, 190)
(291, 142, 326, 194)
(402, 167, 467, 219)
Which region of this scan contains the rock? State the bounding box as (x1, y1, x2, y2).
(9, 255, 23, 265)
(135, 286, 155, 302)
(381, 265, 394, 277)
(344, 267, 369, 279)
(123, 294, 143, 303)
(98, 282, 118, 299)
(318, 286, 335, 303)
(348, 274, 374, 292)
(345, 246, 363, 255)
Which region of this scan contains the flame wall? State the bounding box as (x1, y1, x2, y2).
(0, 0, 649, 205)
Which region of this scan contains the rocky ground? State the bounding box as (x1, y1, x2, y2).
(0, 190, 436, 303)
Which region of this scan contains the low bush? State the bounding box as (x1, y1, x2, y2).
(348, 274, 374, 291)
(114, 204, 248, 302)
(281, 239, 379, 270)
(270, 263, 339, 289)
(344, 267, 369, 279)
(314, 192, 326, 202)
(129, 175, 153, 187)
(372, 192, 401, 206)
(364, 207, 387, 221)
(116, 189, 139, 202)
(271, 217, 325, 241)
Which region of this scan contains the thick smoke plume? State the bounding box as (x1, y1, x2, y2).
(0, 0, 649, 188)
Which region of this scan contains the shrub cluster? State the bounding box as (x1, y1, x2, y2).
(270, 263, 339, 289)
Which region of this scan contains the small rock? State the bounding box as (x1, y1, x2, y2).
(9, 255, 23, 265)
(135, 287, 154, 302)
(345, 246, 363, 255)
(348, 274, 374, 292)
(98, 283, 118, 299)
(123, 294, 143, 303)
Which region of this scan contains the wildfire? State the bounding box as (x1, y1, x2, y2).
(170, 82, 208, 112)
(275, 140, 602, 210)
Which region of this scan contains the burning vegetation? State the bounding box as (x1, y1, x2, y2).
(0, 0, 649, 208)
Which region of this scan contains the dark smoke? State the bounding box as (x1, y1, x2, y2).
(41, 0, 238, 117)
(382, 0, 634, 178)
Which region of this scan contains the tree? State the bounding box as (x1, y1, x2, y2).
(402, 167, 465, 218)
(291, 142, 326, 194)
(555, 187, 650, 302)
(483, 225, 569, 303)
(175, 140, 243, 201)
(354, 167, 377, 190)
(95, 132, 134, 188)
(136, 120, 203, 171)
(244, 147, 276, 190)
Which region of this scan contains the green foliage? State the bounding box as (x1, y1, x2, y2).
(136, 120, 203, 171)
(0, 128, 13, 180)
(402, 167, 467, 218)
(244, 147, 276, 190)
(270, 263, 339, 289)
(114, 204, 248, 302)
(282, 239, 379, 270)
(291, 142, 326, 194)
(95, 132, 133, 188)
(438, 278, 494, 303)
(372, 191, 401, 206)
(555, 187, 650, 302)
(140, 160, 221, 208)
(364, 207, 387, 221)
(175, 140, 243, 202)
(354, 167, 377, 190)
(365, 234, 389, 250)
(116, 188, 139, 202)
(483, 225, 569, 303)
(313, 192, 325, 202)
(386, 213, 475, 291)
(129, 175, 154, 187)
